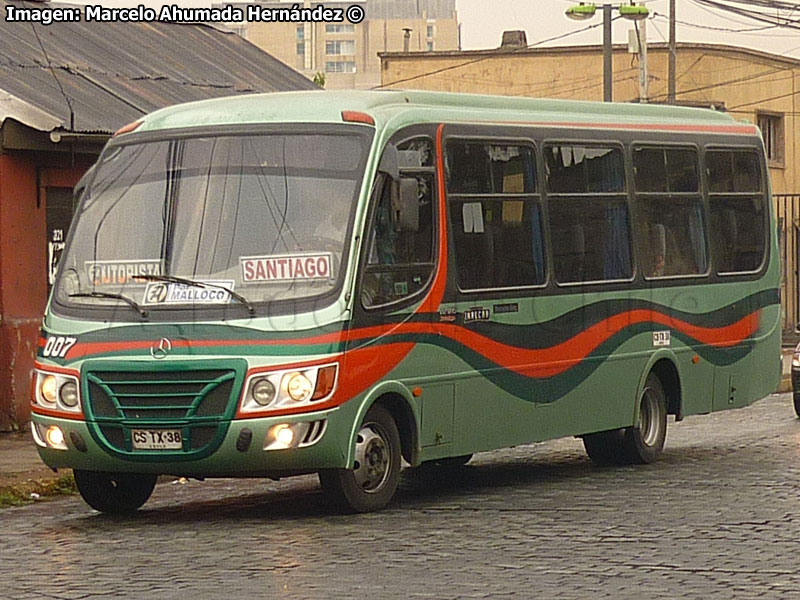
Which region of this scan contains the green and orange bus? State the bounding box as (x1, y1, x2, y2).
(31, 90, 780, 513)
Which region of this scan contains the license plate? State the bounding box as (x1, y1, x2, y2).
(131, 429, 183, 450)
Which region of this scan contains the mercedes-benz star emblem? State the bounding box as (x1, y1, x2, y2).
(150, 338, 172, 360)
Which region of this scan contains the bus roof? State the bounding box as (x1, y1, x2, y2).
(134, 89, 749, 135)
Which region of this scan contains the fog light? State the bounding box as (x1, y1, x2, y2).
(45, 426, 68, 450)
(276, 425, 294, 446)
(59, 381, 79, 407)
(265, 423, 296, 451)
(252, 378, 276, 406)
(285, 372, 312, 402)
(40, 375, 57, 404)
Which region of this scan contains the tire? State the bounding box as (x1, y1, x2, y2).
(583, 373, 667, 465)
(433, 454, 473, 467)
(582, 429, 626, 465)
(419, 454, 473, 470)
(793, 393, 800, 419)
(74, 470, 157, 514)
(318, 404, 401, 513)
(621, 373, 668, 464)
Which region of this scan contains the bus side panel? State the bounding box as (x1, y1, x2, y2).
(712, 303, 780, 412)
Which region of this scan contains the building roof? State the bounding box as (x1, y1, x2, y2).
(380, 41, 800, 70)
(132, 88, 742, 135)
(0, 0, 317, 135)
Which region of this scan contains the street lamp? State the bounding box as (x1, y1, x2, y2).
(565, 3, 649, 102)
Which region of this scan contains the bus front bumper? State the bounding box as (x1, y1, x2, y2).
(30, 409, 351, 477)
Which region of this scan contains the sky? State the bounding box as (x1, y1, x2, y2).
(51, 0, 800, 59)
(458, 0, 800, 59)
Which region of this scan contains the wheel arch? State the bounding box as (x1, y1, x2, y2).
(346, 382, 420, 468)
(639, 351, 683, 422)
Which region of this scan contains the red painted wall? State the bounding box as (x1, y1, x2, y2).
(0, 152, 92, 430)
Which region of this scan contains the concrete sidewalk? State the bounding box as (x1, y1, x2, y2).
(1, 349, 796, 489)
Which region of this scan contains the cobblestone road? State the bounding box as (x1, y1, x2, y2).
(3, 393, 800, 599)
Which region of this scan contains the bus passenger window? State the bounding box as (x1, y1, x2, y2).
(545, 143, 631, 284)
(633, 146, 706, 279)
(446, 141, 543, 290)
(637, 199, 707, 278)
(361, 173, 434, 308)
(550, 198, 631, 283)
(707, 150, 765, 274)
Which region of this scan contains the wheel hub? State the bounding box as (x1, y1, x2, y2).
(639, 388, 660, 447)
(353, 425, 390, 493)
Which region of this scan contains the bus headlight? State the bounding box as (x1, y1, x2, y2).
(284, 372, 313, 402)
(252, 378, 277, 406)
(33, 369, 82, 414)
(240, 363, 338, 414)
(40, 375, 58, 404)
(59, 381, 80, 407)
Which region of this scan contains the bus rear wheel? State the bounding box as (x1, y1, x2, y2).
(623, 373, 668, 463)
(318, 404, 401, 513)
(583, 373, 667, 465)
(73, 470, 157, 514)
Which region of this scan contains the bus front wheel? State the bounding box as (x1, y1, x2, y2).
(73, 470, 157, 514)
(318, 404, 401, 513)
(583, 373, 667, 465)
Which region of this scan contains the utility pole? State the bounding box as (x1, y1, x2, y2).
(668, 0, 676, 103)
(638, 17, 648, 102)
(603, 4, 612, 102)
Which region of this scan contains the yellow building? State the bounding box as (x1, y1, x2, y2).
(237, 0, 459, 89)
(380, 40, 800, 333)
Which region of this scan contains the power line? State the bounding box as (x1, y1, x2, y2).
(692, 0, 800, 31)
(374, 16, 621, 90)
(648, 66, 789, 102)
(728, 87, 800, 109)
(29, 21, 75, 131)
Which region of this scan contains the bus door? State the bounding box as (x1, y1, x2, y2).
(444, 132, 546, 443)
(348, 131, 450, 447)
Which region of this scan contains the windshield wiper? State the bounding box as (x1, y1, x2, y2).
(69, 292, 148, 317)
(131, 274, 256, 316)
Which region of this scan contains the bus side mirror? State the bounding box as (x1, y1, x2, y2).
(378, 144, 400, 180)
(392, 177, 419, 232)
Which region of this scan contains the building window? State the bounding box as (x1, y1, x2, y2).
(426, 41, 434, 51)
(426, 24, 434, 38)
(325, 40, 355, 55)
(757, 112, 784, 166)
(326, 23, 355, 33)
(325, 61, 356, 73)
(297, 42, 305, 55)
(296, 26, 304, 40)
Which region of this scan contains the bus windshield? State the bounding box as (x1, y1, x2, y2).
(53, 131, 371, 316)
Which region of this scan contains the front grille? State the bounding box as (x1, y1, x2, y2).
(87, 370, 234, 420)
(84, 363, 244, 459)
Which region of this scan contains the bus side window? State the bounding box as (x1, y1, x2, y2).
(362, 173, 434, 308)
(706, 150, 766, 274)
(447, 141, 544, 290)
(633, 146, 707, 279)
(546, 143, 631, 284)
